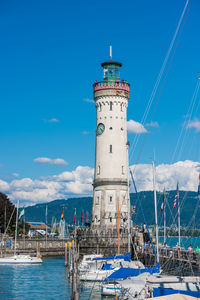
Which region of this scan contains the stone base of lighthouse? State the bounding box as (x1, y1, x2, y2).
(91, 181, 129, 229)
(77, 227, 129, 257)
(76, 226, 148, 258)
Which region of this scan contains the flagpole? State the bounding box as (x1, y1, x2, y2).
(178, 185, 180, 246)
(164, 190, 166, 244)
(45, 205, 47, 248)
(152, 161, 159, 263)
(4, 203, 6, 233)
(14, 199, 19, 256)
(23, 208, 25, 249)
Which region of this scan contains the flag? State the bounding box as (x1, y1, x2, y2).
(61, 210, 64, 223)
(174, 183, 179, 208)
(159, 190, 165, 214)
(45, 205, 48, 224)
(19, 206, 25, 219)
(74, 208, 76, 224)
(81, 212, 83, 224)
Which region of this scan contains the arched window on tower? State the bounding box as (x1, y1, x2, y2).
(109, 145, 112, 153)
(121, 103, 123, 112)
(97, 165, 100, 175)
(110, 102, 113, 111)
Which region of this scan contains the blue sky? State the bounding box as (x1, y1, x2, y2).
(0, 0, 200, 203)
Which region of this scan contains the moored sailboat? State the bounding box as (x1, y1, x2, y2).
(0, 200, 42, 265)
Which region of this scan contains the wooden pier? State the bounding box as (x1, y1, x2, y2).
(136, 246, 200, 276)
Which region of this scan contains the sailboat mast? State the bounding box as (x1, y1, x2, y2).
(45, 205, 48, 246)
(117, 198, 120, 255)
(164, 190, 166, 244)
(23, 208, 25, 249)
(4, 204, 7, 233)
(127, 142, 131, 253)
(14, 199, 19, 256)
(178, 192, 181, 246)
(152, 161, 159, 263)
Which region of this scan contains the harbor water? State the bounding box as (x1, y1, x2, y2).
(0, 257, 102, 300)
(159, 236, 200, 249)
(1, 237, 200, 299)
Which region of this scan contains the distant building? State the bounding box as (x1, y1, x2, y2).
(27, 222, 50, 237)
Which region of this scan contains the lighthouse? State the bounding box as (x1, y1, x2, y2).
(92, 49, 130, 229)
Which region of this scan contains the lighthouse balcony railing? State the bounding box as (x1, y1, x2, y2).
(93, 80, 130, 92)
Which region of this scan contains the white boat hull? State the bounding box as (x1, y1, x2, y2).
(0, 255, 42, 264)
(80, 269, 118, 281)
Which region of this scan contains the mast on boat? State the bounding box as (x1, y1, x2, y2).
(45, 205, 48, 246)
(163, 189, 166, 244)
(14, 200, 19, 256)
(178, 184, 181, 247)
(117, 198, 120, 255)
(127, 141, 131, 253)
(152, 161, 159, 263)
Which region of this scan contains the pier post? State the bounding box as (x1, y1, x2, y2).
(36, 241, 40, 258)
(4, 240, 6, 256)
(71, 240, 79, 300)
(68, 242, 71, 277)
(65, 243, 68, 267)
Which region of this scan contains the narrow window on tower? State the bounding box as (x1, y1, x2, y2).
(96, 196, 99, 205)
(109, 145, 112, 153)
(99, 103, 102, 112)
(110, 217, 112, 222)
(110, 102, 113, 111)
(109, 196, 112, 203)
(97, 165, 100, 175)
(122, 166, 124, 175)
(121, 103, 123, 112)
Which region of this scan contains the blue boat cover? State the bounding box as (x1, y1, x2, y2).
(153, 287, 200, 298)
(93, 253, 131, 262)
(104, 263, 160, 281)
(102, 264, 115, 270)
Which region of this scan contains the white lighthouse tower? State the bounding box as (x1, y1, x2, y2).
(92, 50, 130, 229)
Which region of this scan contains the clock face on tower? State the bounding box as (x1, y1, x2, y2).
(97, 123, 105, 135)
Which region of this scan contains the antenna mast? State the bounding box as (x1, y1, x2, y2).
(109, 46, 112, 61)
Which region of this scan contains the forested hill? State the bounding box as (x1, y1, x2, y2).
(23, 190, 200, 228)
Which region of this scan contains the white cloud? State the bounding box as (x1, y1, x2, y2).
(146, 121, 159, 128)
(12, 173, 19, 178)
(130, 160, 200, 192)
(0, 166, 94, 205)
(1, 161, 200, 205)
(186, 118, 200, 132)
(84, 98, 95, 104)
(0, 180, 10, 192)
(127, 120, 147, 134)
(44, 118, 60, 123)
(51, 171, 75, 182)
(34, 157, 68, 166)
(10, 178, 34, 190)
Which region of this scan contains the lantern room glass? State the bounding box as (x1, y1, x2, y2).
(103, 64, 120, 81)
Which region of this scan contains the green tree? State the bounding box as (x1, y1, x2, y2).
(0, 192, 29, 236)
(0, 192, 16, 234)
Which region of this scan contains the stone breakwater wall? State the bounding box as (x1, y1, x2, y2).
(1, 238, 70, 257)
